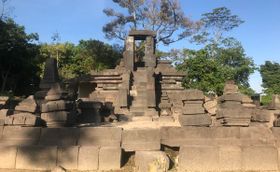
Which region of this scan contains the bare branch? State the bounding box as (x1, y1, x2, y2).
(103, 0, 199, 45)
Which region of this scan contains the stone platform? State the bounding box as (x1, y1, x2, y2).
(0, 125, 280, 171)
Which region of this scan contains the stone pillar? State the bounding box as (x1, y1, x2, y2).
(124, 36, 135, 71)
(144, 36, 156, 68)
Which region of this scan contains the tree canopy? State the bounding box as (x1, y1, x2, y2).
(39, 40, 122, 80)
(0, 18, 40, 95)
(0, 17, 122, 96)
(177, 42, 255, 96)
(174, 7, 255, 96)
(103, 0, 200, 45)
(260, 61, 280, 94)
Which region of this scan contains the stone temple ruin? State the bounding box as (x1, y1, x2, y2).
(1, 30, 280, 171)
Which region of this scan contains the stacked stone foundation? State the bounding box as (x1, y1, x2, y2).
(1, 125, 280, 171)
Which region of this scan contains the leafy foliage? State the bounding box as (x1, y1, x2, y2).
(260, 61, 280, 95)
(173, 7, 254, 96)
(103, 0, 200, 45)
(0, 18, 122, 95)
(38, 40, 122, 80)
(0, 18, 40, 95)
(176, 41, 255, 96)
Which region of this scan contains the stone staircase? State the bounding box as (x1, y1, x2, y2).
(130, 68, 149, 116)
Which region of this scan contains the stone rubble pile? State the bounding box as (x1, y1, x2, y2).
(4, 95, 41, 126)
(179, 89, 211, 126)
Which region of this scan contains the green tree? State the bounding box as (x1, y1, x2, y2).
(103, 0, 200, 45)
(77, 40, 122, 71)
(177, 41, 255, 96)
(260, 61, 280, 94)
(174, 7, 254, 96)
(38, 40, 122, 80)
(0, 18, 40, 95)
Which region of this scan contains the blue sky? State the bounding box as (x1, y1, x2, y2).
(7, 0, 280, 93)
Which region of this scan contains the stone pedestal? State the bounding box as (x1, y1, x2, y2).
(77, 100, 102, 124)
(179, 89, 211, 126)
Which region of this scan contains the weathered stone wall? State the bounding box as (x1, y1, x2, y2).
(1, 126, 280, 171)
(0, 126, 123, 171)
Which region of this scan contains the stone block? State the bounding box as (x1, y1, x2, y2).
(211, 127, 240, 139)
(16, 146, 57, 170)
(219, 146, 242, 171)
(78, 127, 122, 147)
(10, 114, 25, 125)
(0, 126, 41, 146)
(0, 110, 7, 126)
(220, 101, 242, 108)
(41, 111, 75, 127)
(147, 89, 156, 107)
(183, 89, 204, 100)
(219, 108, 251, 118)
(160, 127, 212, 147)
(184, 100, 204, 104)
(0, 96, 9, 102)
(224, 82, 239, 94)
(221, 93, 242, 102)
(0, 146, 18, 169)
(179, 145, 219, 171)
(269, 94, 280, 110)
(0, 126, 3, 138)
(78, 146, 99, 171)
(77, 101, 102, 109)
(4, 113, 41, 126)
(41, 100, 73, 113)
(57, 146, 79, 170)
(0, 109, 9, 117)
(242, 95, 253, 103)
(122, 129, 160, 151)
(252, 109, 270, 122)
(179, 114, 211, 126)
(18, 95, 37, 106)
(117, 89, 128, 107)
(242, 146, 278, 171)
(15, 105, 37, 113)
(240, 126, 274, 144)
(45, 94, 63, 101)
(135, 151, 169, 172)
(39, 128, 79, 146)
(99, 146, 122, 171)
(160, 127, 241, 147)
(204, 101, 217, 115)
(182, 104, 205, 114)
